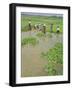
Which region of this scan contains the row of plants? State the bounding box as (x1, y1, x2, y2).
(41, 43, 63, 75)
(36, 32, 53, 38)
(21, 31, 53, 46)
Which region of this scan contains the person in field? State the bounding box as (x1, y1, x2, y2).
(34, 24, 39, 31)
(43, 24, 46, 34)
(56, 25, 60, 33)
(34, 24, 37, 30)
(28, 21, 32, 31)
(39, 24, 42, 31)
(50, 24, 53, 32)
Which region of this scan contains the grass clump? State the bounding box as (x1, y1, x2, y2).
(36, 32, 45, 38)
(41, 43, 63, 75)
(47, 33, 53, 38)
(22, 36, 38, 46)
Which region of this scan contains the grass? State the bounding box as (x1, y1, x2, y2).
(41, 43, 63, 75)
(36, 32, 53, 38)
(21, 15, 63, 33)
(36, 32, 45, 38)
(21, 36, 38, 46)
(47, 32, 53, 38)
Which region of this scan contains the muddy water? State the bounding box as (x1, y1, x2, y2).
(21, 31, 63, 77)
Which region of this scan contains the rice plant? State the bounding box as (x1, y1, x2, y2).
(22, 36, 39, 46)
(41, 43, 63, 75)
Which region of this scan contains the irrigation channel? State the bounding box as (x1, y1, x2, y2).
(21, 31, 63, 77)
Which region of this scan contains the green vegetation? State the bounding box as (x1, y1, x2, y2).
(21, 14, 63, 76)
(36, 32, 53, 38)
(47, 32, 53, 38)
(36, 32, 45, 38)
(21, 36, 38, 46)
(21, 15, 63, 33)
(21, 25, 29, 32)
(41, 43, 63, 75)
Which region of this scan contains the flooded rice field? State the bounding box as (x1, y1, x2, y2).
(21, 31, 63, 77)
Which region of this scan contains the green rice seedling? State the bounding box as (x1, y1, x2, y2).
(36, 32, 45, 38)
(22, 36, 39, 46)
(41, 43, 63, 75)
(47, 32, 53, 38)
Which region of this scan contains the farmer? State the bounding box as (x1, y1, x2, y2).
(34, 24, 37, 30)
(36, 24, 39, 31)
(56, 25, 60, 33)
(50, 23, 53, 32)
(28, 21, 32, 31)
(43, 24, 46, 34)
(39, 24, 42, 31)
